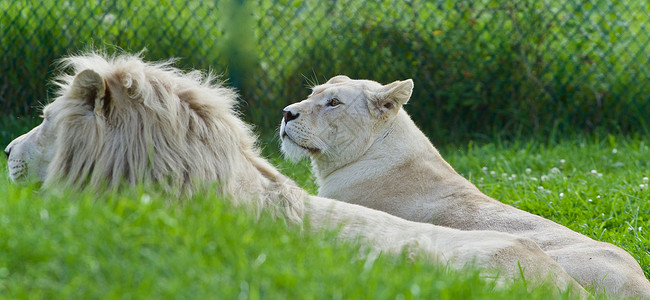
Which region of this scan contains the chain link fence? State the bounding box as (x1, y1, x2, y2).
(2, 0, 649, 143)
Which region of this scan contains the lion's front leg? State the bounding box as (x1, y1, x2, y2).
(547, 243, 650, 299)
(304, 196, 588, 298)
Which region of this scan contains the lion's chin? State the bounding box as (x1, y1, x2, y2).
(7, 163, 27, 184)
(8, 169, 43, 187)
(280, 136, 318, 162)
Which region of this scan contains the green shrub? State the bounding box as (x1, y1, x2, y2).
(0, 0, 230, 115)
(1, 0, 649, 143)
(250, 1, 650, 143)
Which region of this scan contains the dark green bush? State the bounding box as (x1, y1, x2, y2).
(249, 1, 650, 143)
(0, 1, 230, 116)
(1, 0, 648, 144)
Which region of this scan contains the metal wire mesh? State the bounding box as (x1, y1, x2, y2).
(2, 0, 648, 142)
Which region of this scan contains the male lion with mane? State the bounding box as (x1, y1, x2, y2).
(280, 75, 650, 298)
(5, 52, 586, 296)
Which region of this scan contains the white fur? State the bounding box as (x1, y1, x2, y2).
(280, 75, 650, 298)
(5, 54, 585, 296)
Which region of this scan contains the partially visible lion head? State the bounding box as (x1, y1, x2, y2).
(279, 75, 413, 167)
(6, 52, 243, 190)
(5, 52, 304, 220)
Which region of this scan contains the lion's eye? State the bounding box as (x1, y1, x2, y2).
(327, 97, 341, 107)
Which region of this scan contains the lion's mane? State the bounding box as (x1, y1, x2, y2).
(47, 52, 303, 221)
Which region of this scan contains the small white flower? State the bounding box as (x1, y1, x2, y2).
(530, 177, 538, 181)
(560, 159, 565, 164)
(643, 177, 649, 184)
(103, 13, 116, 23)
(591, 170, 598, 175)
(640, 184, 646, 190)
(597, 195, 601, 199)
(410, 283, 421, 297)
(559, 192, 564, 198)
(587, 198, 592, 202)
(40, 209, 49, 221)
(481, 167, 488, 174)
(254, 253, 267, 267)
(538, 186, 544, 191)
(490, 171, 496, 176)
(511, 174, 517, 179)
(541, 175, 549, 181)
(598, 173, 603, 178)
(525, 168, 532, 174)
(612, 148, 618, 154)
(550, 167, 561, 174)
(141, 194, 152, 205)
(502, 173, 507, 178)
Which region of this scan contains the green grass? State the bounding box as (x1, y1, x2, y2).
(444, 135, 650, 277)
(0, 134, 648, 299)
(0, 166, 553, 299)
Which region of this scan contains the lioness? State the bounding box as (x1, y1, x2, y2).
(4, 53, 584, 295)
(280, 75, 650, 298)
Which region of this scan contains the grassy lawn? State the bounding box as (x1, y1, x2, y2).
(2, 1, 648, 298)
(0, 133, 648, 299)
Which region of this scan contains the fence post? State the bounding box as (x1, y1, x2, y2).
(224, 0, 255, 93)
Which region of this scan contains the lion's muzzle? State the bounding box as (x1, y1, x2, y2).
(282, 109, 300, 124)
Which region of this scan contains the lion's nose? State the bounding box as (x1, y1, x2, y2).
(283, 109, 300, 123)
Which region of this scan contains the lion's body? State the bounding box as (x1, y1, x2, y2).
(6, 54, 585, 296)
(280, 75, 650, 298)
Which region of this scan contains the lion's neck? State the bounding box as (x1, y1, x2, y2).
(314, 110, 456, 176)
(243, 153, 305, 223)
(314, 110, 470, 205)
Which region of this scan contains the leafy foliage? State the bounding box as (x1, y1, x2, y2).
(2, 0, 649, 143)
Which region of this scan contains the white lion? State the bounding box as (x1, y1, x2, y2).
(5, 53, 585, 296)
(280, 75, 650, 298)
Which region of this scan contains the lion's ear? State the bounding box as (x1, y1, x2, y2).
(368, 79, 413, 118)
(326, 75, 351, 85)
(70, 69, 109, 117)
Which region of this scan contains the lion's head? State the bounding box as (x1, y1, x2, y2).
(5, 52, 304, 221)
(6, 52, 242, 190)
(279, 75, 413, 170)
